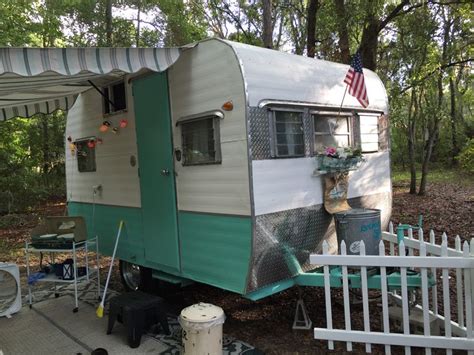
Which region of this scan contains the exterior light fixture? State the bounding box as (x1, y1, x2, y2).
(222, 101, 233, 111)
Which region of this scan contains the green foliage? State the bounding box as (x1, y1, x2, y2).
(157, 0, 208, 46)
(0, 113, 66, 214)
(379, 2, 472, 178)
(0, 0, 35, 46)
(457, 139, 474, 174)
(392, 166, 472, 186)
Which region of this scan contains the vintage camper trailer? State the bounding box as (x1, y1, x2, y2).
(63, 38, 391, 300)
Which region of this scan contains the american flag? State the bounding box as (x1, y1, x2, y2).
(344, 52, 369, 108)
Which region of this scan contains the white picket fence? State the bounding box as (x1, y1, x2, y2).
(310, 222, 474, 354)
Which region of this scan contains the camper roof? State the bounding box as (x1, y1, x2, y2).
(0, 40, 388, 121)
(223, 40, 388, 114)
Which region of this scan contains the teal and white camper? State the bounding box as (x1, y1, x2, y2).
(0, 39, 391, 300)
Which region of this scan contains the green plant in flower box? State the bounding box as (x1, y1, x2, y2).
(316, 146, 364, 173)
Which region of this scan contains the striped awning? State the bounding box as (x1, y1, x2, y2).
(0, 47, 181, 120)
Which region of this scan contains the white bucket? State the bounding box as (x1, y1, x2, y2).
(179, 303, 225, 355)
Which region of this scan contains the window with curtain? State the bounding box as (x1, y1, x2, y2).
(272, 111, 305, 157)
(75, 138, 96, 172)
(180, 116, 221, 165)
(313, 115, 352, 152)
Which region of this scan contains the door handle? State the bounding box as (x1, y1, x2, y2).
(160, 169, 170, 176)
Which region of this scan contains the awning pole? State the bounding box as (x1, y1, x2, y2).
(87, 80, 117, 109)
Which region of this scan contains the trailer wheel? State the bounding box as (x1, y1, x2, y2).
(119, 260, 152, 292)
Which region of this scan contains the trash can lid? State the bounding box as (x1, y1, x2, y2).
(180, 302, 224, 323)
(334, 208, 381, 219)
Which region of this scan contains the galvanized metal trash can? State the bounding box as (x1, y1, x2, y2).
(179, 303, 225, 355)
(334, 208, 381, 256)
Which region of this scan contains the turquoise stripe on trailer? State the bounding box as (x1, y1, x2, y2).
(67, 202, 145, 266)
(179, 211, 253, 294)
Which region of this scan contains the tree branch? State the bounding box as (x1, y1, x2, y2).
(400, 58, 473, 93)
(379, 0, 411, 31)
(219, 2, 251, 39)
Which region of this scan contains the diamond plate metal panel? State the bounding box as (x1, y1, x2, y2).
(378, 114, 390, 151)
(302, 110, 313, 156)
(246, 191, 392, 293)
(248, 107, 272, 160)
(248, 107, 314, 160)
(247, 204, 334, 292)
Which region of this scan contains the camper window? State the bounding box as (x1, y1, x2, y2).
(359, 114, 379, 152)
(75, 138, 96, 172)
(180, 116, 221, 165)
(272, 111, 304, 157)
(102, 81, 126, 114)
(313, 115, 351, 152)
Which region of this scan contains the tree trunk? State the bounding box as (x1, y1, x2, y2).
(288, 14, 303, 55)
(275, 9, 284, 48)
(359, 20, 379, 71)
(262, 0, 273, 49)
(41, 114, 50, 187)
(334, 0, 350, 64)
(306, 0, 319, 58)
(136, 1, 141, 47)
(105, 0, 113, 46)
(449, 76, 458, 164)
(358, 0, 409, 71)
(419, 120, 440, 196)
(408, 90, 417, 194)
(418, 11, 451, 195)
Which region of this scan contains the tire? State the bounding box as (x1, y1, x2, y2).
(119, 260, 152, 292)
(119, 260, 181, 298)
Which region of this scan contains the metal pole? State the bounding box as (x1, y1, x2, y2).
(73, 241, 78, 312)
(96, 236, 101, 300)
(87, 80, 117, 109)
(26, 241, 32, 308)
(338, 85, 349, 116)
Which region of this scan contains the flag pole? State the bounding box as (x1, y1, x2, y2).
(338, 85, 348, 116)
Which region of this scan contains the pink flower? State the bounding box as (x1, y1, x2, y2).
(325, 147, 337, 157)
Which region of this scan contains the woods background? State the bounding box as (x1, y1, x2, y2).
(0, 0, 472, 213)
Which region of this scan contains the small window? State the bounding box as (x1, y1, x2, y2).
(180, 116, 221, 165)
(103, 81, 126, 114)
(272, 111, 304, 157)
(313, 115, 352, 152)
(359, 114, 379, 152)
(75, 138, 96, 172)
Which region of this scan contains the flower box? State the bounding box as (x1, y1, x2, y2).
(316, 155, 363, 173)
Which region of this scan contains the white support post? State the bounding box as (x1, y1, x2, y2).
(399, 241, 411, 355)
(465, 241, 473, 355)
(420, 241, 432, 355)
(379, 241, 391, 355)
(430, 230, 439, 317)
(470, 239, 474, 336)
(322, 241, 334, 350)
(340, 241, 352, 352)
(455, 236, 465, 328)
(360, 241, 371, 353)
(441, 235, 453, 355)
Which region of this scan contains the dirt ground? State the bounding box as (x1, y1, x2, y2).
(1, 177, 473, 354)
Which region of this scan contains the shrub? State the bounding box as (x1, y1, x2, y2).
(457, 139, 474, 174)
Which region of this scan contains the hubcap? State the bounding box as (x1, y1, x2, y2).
(122, 262, 141, 290)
